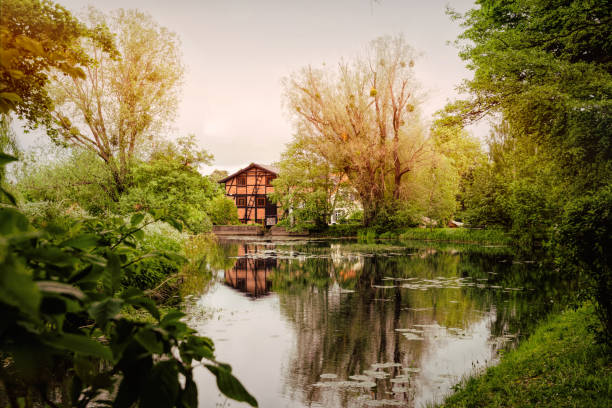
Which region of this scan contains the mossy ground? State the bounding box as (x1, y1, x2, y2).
(437, 305, 612, 408)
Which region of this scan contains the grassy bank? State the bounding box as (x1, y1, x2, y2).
(438, 305, 612, 408)
(318, 224, 510, 245)
(396, 228, 508, 245)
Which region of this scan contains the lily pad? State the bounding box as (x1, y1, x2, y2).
(349, 375, 373, 382)
(319, 373, 337, 379)
(365, 399, 405, 407)
(371, 362, 401, 369)
(402, 332, 424, 341)
(363, 370, 389, 379)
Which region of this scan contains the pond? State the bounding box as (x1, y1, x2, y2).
(184, 238, 562, 408)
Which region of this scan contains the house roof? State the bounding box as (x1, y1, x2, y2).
(217, 163, 279, 183)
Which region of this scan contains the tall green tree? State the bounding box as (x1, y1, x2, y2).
(283, 35, 430, 225)
(271, 136, 350, 229)
(49, 8, 184, 194)
(448, 0, 611, 339)
(119, 135, 219, 233)
(447, 0, 611, 189)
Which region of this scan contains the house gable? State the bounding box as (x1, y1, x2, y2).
(219, 163, 279, 225)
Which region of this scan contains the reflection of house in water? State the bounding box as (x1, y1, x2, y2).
(224, 244, 276, 298)
(330, 244, 364, 281)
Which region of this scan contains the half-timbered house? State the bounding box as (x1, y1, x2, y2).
(218, 163, 279, 226)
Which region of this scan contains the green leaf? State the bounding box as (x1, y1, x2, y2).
(42, 333, 113, 360)
(164, 217, 183, 232)
(0, 92, 22, 104)
(89, 298, 123, 330)
(134, 329, 164, 354)
(205, 364, 258, 407)
(0, 186, 16, 205)
(180, 335, 214, 363)
(37, 281, 86, 300)
(15, 35, 45, 56)
(140, 360, 180, 408)
(121, 288, 160, 320)
(0, 152, 18, 165)
(132, 229, 145, 241)
(180, 377, 198, 408)
(160, 311, 185, 326)
(130, 213, 145, 226)
(103, 252, 122, 294)
(60, 234, 99, 251)
(0, 208, 30, 234)
(0, 254, 41, 317)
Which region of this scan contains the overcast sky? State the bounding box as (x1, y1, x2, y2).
(17, 0, 482, 174)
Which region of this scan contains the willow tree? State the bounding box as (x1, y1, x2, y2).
(49, 8, 184, 194)
(282, 35, 430, 225)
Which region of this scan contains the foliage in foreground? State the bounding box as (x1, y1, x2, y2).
(0, 205, 257, 407)
(438, 305, 611, 408)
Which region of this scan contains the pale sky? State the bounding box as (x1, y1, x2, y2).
(17, 0, 483, 174)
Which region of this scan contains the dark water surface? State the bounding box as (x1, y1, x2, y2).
(185, 238, 561, 408)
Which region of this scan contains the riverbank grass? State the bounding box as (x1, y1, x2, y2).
(438, 305, 612, 408)
(321, 225, 510, 245)
(395, 228, 509, 245)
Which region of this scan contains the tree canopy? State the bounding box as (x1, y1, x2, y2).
(447, 0, 611, 188)
(49, 8, 184, 193)
(283, 35, 433, 225)
(0, 0, 115, 123)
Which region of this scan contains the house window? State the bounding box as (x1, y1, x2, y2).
(237, 197, 246, 207)
(256, 197, 265, 207)
(266, 176, 275, 186)
(237, 176, 246, 186)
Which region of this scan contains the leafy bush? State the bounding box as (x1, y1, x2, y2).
(207, 195, 239, 225)
(388, 203, 421, 228)
(19, 200, 91, 229)
(17, 149, 118, 215)
(0, 205, 257, 407)
(119, 158, 218, 234)
(346, 210, 363, 223)
(122, 221, 186, 292)
(555, 185, 612, 345)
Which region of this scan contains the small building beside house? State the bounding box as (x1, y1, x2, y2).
(218, 163, 279, 226)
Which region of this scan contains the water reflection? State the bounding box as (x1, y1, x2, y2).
(225, 244, 275, 297)
(187, 239, 563, 408)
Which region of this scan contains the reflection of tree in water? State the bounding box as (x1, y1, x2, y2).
(186, 239, 567, 407)
(273, 245, 564, 407)
(223, 243, 276, 298)
(180, 237, 240, 298)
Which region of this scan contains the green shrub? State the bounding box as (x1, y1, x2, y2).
(17, 149, 118, 215)
(123, 221, 186, 291)
(346, 210, 363, 223)
(118, 158, 219, 234)
(207, 195, 239, 225)
(556, 185, 612, 345)
(19, 200, 91, 229)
